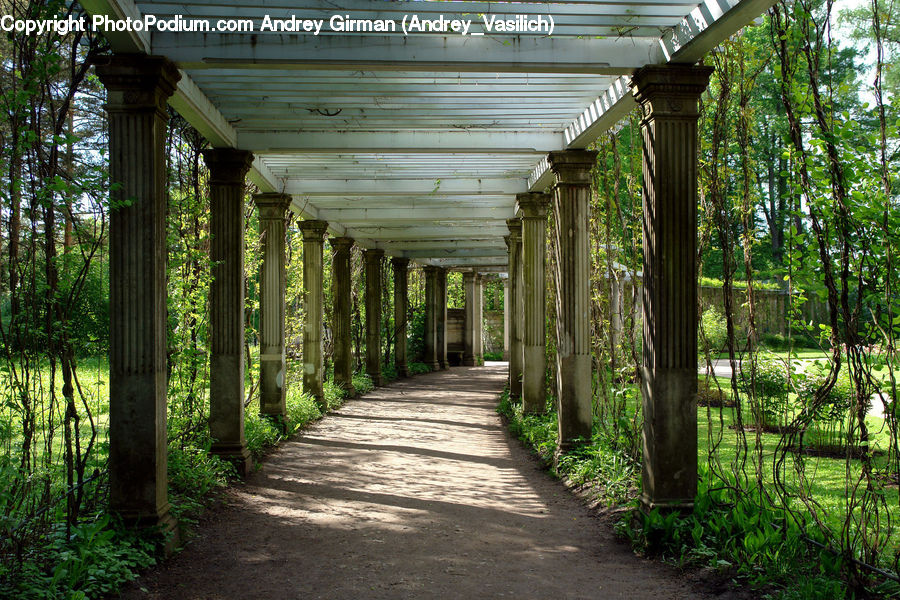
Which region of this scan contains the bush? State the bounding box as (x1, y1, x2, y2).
(697, 378, 733, 407)
(794, 363, 855, 448)
(737, 353, 794, 429)
(699, 306, 728, 354)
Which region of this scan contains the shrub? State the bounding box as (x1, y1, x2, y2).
(699, 306, 728, 354)
(737, 353, 794, 429)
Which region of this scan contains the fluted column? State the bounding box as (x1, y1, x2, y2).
(330, 237, 355, 395)
(203, 147, 254, 476)
(463, 272, 477, 365)
(518, 192, 551, 414)
(437, 268, 449, 370)
(503, 278, 510, 361)
(632, 65, 712, 512)
(96, 54, 179, 529)
(505, 219, 523, 399)
(474, 273, 484, 365)
(549, 150, 597, 452)
(300, 220, 328, 408)
(365, 249, 384, 386)
(392, 257, 410, 377)
(423, 266, 439, 369)
(255, 193, 291, 420)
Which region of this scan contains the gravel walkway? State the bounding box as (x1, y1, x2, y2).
(120, 363, 709, 600)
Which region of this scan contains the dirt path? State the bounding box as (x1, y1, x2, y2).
(121, 363, 710, 600)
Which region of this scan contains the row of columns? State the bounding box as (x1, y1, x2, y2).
(504, 65, 712, 512)
(99, 51, 711, 528)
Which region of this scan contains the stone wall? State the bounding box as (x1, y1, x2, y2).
(697, 286, 829, 338)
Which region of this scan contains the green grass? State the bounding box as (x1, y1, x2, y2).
(498, 378, 900, 596)
(0, 353, 399, 600)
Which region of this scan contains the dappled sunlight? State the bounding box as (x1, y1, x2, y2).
(122, 365, 703, 599)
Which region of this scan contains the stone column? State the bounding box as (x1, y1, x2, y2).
(423, 266, 440, 370)
(474, 273, 484, 365)
(437, 268, 449, 369)
(392, 257, 410, 377)
(365, 249, 384, 386)
(255, 193, 291, 420)
(330, 237, 355, 395)
(203, 147, 254, 476)
(518, 192, 551, 414)
(299, 220, 328, 409)
(503, 278, 510, 361)
(96, 54, 180, 529)
(505, 219, 523, 399)
(463, 272, 477, 365)
(549, 150, 597, 452)
(631, 65, 712, 511)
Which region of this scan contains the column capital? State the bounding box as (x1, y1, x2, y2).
(364, 248, 385, 262)
(391, 256, 410, 269)
(548, 150, 598, 186)
(329, 236, 354, 252)
(630, 65, 714, 120)
(94, 54, 180, 115)
(202, 148, 254, 186)
(516, 192, 551, 219)
(298, 219, 328, 241)
(506, 217, 522, 240)
(462, 271, 476, 283)
(254, 193, 291, 219)
(423, 265, 441, 276)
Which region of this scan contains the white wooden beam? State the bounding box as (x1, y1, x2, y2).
(527, 157, 553, 192)
(283, 177, 527, 196)
(79, 0, 149, 52)
(316, 207, 514, 222)
(563, 76, 637, 149)
(661, 0, 778, 63)
(153, 34, 662, 74)
(169, 74, 237, 147)
(242, 131, 564, 153)
(400, 248, 507, 259)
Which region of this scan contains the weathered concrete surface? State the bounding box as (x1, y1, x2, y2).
(549, 150, 596, 451)
(97, 54, 180, 528)
(632, 65, 711, 511)
(122, 364, 710, 600)
(300, 220, 328, 407)
(330, 237, 355, 395)
(204, 148, 254, 477)
(518, 192, 550, 414)
(255, 193, 291, 419)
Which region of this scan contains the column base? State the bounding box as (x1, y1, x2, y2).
(211, 443, 253, 477)
(639, 494, 695, 515)
(463, 355, 477, 366)
(115, 503, 180, 556)
(368, 372, 383, 387)
(396, 364, 409, 378)
(259, 412, 287, 434)
(429, 361, 440, 371)
(441, 361, 450, 370)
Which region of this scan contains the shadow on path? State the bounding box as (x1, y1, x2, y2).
(121, 363, 708, 600)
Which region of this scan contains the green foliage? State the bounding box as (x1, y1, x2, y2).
(699, 306, 729, 354)
(498, 388, 639, 504)
(700, 277, 783, 291)
(167, 445, 234, 525)
(1, 515, 157, 600)
(407, 361, 432, 376)
(737, 353, 795, 429)
(618, 474, 849, 596)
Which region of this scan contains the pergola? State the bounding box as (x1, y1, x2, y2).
(80, 0, 774, 532)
